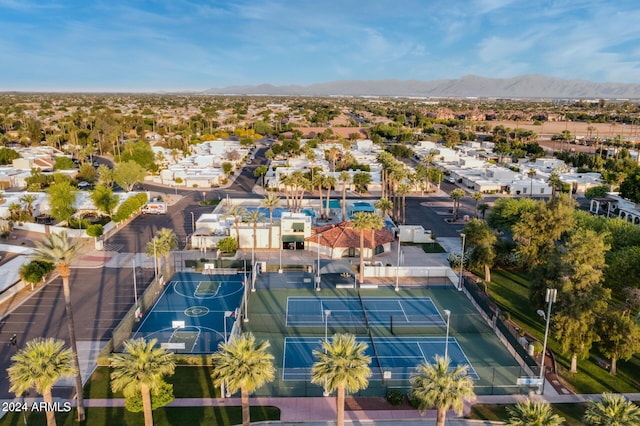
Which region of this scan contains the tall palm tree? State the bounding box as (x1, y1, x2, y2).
(584, 393, 640, 426)
(410, 355, 475, 426)
(375, 198, 394, 224)
(145, 237, 163, 280)
(449, 188, 465, 221)
(471, 192, 483, 219)
(527, 168, 537, 197)
(396, 183, 411, 224)
(211, 333, 275, 426)
(244, 210, 265, 256)
(312, 173, 326, 219)
(157, 228, 178, 276)
(261, 194, 281, 248)
(352, 212, 376, 285)
(311, 333, 372, 426)
(224, 206, 247, 243)
(110, 338, 176, 426)
(8, 338, 76, 426)
(30, 231, 86, 422)
(506, 400, 565, 426)
(477, 203, 490, 219)
(548, 171, 563, 201)
(324, 175, 337, 220)
(367, 213, 384, 265)
(339, 171, 351, 221)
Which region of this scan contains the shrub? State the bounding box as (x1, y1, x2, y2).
(386, 389, 405, 406)
(217, 237, 238, 254)
(113, 193, 148, 222)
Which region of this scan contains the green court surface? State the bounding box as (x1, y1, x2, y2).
(194, 280, 221, 296)
(241, 283, 526, 397)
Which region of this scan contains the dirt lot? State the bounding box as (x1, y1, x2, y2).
(489, 120, 639, 140)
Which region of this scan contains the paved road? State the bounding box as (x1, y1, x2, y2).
(0, 265, 155, 398)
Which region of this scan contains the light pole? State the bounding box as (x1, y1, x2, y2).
(316, 233, 321, 291)
(243, 276, 249, 323)
(395, 239, 401, 291)
(251, 240, 256, 292)
(537, 288, 557, 395)
(323, 310, 331, 397)
(444, 309, 451, 360)
(191, 212, 195, 233)
(458, 233, 466, 291)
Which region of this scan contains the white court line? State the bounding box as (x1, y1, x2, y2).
(398, 301, 409, 322)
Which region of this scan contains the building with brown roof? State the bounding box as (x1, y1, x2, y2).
(309, 221, 394, 259)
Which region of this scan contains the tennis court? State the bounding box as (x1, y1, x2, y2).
(132, 272, 244, 353)
(283, 336, 479, 381)
(286, 296, 444, 328)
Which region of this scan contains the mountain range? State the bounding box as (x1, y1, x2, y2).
(204, 75, 640, 99)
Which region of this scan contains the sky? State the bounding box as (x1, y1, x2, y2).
(1, 0, 640, 92)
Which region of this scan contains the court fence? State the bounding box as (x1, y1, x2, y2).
(254, 365, 534, 397)
(98, 268, 170, 361)
(462, 276, 540, 373)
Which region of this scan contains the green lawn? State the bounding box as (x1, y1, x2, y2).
(0, 406, 280, 426)
(401, 242, 446, 253)
(84, 366, 219, 399)
(467, 403, 588, 426)
(486, 268, 640, 394)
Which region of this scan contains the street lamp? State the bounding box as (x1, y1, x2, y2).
(537, 288, 557, 395)
(316, 233, 322, 291)
(395, 239, 401, 291)
(323, 310, 331, 396)
(251, 239, 256, 292)
(443, 309, 451, 360)
(458, 233, 466, 291)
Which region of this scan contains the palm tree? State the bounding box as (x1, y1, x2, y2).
(527, 168, 537, 197)
(339, 171, 351, 221)
(324, 175, 337, 220)
(312, 173, 325, 219)
(8, 338, 76, 426)
(20, 193, 38, 219)
(548, 171, 563, 201)
(478, 203, 490, 219)
(352, 212, 376, 285)
(244, 209, 265, 256)
(30, 231, 86, 422)
(584, 393, 640, 426)
(375, 198, 393, 224)
(157, 228, 178, 276)
(410, 355, 475, 426)
(449, 188, 465, 221)
(211, 333, 275, 426)
(506, 400, 565, 426)
(471, 192, 483, 218)
(261, 194, 281, 248)
(145, 237, 163, 280)
(110, 338, 176, 426)
(396, 183, 411, 224)
(311, 333, 372, 426)
(368, 213, 384, 265)
(224, 205, 246, 243)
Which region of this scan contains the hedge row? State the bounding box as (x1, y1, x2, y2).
(112, 193, 148, 223)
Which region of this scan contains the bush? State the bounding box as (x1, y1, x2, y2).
(386, 389, 405, 406)
(113, 193, 148, 222)
(217, 237, 238, 254)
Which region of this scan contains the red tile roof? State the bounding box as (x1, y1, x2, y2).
(307, 221, 394, 249)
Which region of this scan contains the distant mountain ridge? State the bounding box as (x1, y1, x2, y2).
(204, 75, 640, 99)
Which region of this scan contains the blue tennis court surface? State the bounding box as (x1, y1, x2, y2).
(283, 336, 478, 381)
(133, 272, 244, 353)
(286, 296, 444, 327)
